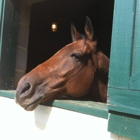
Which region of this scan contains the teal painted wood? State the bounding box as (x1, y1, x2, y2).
(0, 0, 3, 14)
(131, 0, 140, 76)
(108, 0, 140, 138)
(108, 0, 140, 116)
(108, 88, 140, 116)
(129, 0, 140, 90)
(45, 100, 108, 119)
(108, 0, 135, 89)
(0, 0, 5, 60)
(129, 72, 140, 90)
(108, 112, 140, 140)
(0, 90, 15, 99)
(0, 0, 19, 89)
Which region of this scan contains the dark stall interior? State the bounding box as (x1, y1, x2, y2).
(26, 0, 114, 73)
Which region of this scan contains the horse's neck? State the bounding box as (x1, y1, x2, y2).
(91, 51, 109, 102)
(97, 51, 109, 74)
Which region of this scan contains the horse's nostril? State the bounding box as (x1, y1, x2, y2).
(16, 82, 33, 100)
(21, 83, 31, 94)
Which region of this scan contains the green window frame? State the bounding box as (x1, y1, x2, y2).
(108, 0, 140, 139)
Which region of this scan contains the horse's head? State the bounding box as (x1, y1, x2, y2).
(16, 17, 109, 111)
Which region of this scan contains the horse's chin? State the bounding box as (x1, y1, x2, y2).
(27, 97, 43, 111)
(24, 103, 39, 111)
(16, 96, 43, 111)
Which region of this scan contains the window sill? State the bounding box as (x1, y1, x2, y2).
(0, 90, 108, 119)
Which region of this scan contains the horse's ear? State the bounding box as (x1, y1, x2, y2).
(71, 23, 83, 42)
(85, 16, 94, 41)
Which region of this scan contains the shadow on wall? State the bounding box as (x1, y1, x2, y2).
(34, 105, 52, 130)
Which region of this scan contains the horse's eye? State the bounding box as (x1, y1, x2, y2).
(71, 53, 81, 60)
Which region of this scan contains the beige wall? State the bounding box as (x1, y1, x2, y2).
(0, 96, 132, 140)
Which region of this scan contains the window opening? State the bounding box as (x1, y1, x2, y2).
(26, 0, 114, 73)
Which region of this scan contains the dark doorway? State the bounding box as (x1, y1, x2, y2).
(26, 0, 114, 72)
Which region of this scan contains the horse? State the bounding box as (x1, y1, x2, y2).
(15, 17, 109, 111)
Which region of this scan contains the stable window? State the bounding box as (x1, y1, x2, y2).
(0, 0, 113, 119)
(0, 0, 140, 139)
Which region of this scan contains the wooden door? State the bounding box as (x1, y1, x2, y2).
(108, 0, 140, 116)
(107, 0, 140, 139)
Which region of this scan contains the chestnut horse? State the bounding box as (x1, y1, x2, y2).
(16, 17, 109, 111)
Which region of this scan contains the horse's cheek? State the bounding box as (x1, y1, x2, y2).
(66, 69, 93, 97)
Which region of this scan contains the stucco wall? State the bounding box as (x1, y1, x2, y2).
(0, 97, 132, 140)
